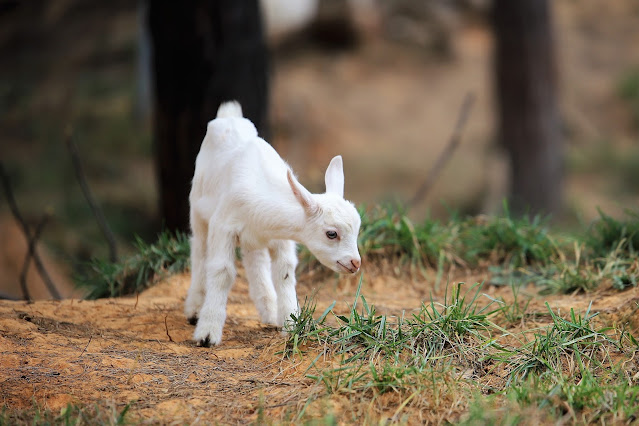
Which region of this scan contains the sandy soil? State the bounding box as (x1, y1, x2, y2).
(2, 266, 638, 423)
(1, 0, 638, 300)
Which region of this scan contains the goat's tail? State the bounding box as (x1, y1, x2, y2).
(216, 101, 243, 119)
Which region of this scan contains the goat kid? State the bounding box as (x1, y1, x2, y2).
(186, 101, 361, 347)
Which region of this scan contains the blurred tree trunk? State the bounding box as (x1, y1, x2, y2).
(148, 1, 269, 233)
(309, 0, 358, 49)
(493, 0, 562, 216)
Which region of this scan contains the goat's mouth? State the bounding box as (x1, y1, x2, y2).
(336, 261, 355, 274)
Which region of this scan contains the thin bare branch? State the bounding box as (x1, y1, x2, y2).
(78, 335, 93, 358)
(164, 314, 174, 342)
(408, 92, 476, 209)
(0, 162, 62, 300)
(19, 213, 51, 302)
(65, 129, 118, 262)
(0, 163, 29, 239)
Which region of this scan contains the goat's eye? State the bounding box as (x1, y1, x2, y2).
(326, 231, 338, 240)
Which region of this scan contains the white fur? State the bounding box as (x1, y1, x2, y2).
(186, 101, 362, 346)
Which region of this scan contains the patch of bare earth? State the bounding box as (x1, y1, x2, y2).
(2, 266, 638, 423)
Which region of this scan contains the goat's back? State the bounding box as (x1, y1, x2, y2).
(190, 114, 294, 225)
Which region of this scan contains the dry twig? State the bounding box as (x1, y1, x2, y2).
(78, 335, 93, 358)
(19, 212, 51, 301)
(65, 129, 118, 262)
(0, 162, 61, 300)
(164, 314, 174, 342)
(408, 92, 476, 209)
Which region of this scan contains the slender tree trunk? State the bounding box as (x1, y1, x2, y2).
(493, 0, 562, 216)
(148, 1, 269, 232)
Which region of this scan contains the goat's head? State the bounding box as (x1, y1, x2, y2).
(287, 156, 362, 274)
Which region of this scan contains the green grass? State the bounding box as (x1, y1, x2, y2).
(286, 278, 639, 424)
(535, 249, 638, 294)
(410, 281, 500, 362)
(1, 402, 133, 426)
(78, 203, 639, 298)
(459, 203, 558, 268)
(475, 208, 638, 295)
(511, 209, 639, 295)
(461, 367, 639, 425)
(287, 279, 498, 367)
(585, 209, 639, 258)
(357, 204, 635, 295)
(357, 204, 454, 268)
(494, 301, 618, 384)
(288, 278, 500, 399)
(77, 230, 190, 299)
(495, 284, 532, 326)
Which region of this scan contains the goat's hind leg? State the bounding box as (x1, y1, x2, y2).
(269, 240, 299, 328)
(193, 226, 237, 347)
(242, 247, 278, 325)
(184, 217, 207, 325)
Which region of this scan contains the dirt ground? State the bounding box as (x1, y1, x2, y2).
(2, 265, 638, 423)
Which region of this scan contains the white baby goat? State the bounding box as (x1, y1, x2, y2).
(186, 101, 362, 347)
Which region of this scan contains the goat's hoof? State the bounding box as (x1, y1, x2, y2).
(188, 316, 198, 326)
(197, 336, 211, 348)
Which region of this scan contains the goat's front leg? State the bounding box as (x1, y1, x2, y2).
(269, 240, 299, 328)
(242, 247, 278, 325)
(193, 227, 236, 347)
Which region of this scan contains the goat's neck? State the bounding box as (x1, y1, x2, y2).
(273, 205, 308, 243)
(260, 199, 309, 243)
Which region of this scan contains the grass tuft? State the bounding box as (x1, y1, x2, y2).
(585, 209, 639, 258)
(287, 275, 638, 423)
(459, 202, 558, 268)
(77, 230, 190, 299)
(494, 302, 617, 385)
(1, 401, 133, 426)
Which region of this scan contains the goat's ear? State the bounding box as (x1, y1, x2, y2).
(325, 155, 344, 198)
(287, 169, 317, 214)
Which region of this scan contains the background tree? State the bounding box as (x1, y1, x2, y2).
(148, 0, 269, 233)
(493, 0, 562, 216)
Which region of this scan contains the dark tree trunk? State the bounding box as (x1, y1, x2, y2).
(148, 0, 269, 233)
(493, 0, 562, 216)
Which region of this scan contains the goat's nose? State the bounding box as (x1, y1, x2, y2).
(351, 258, 361, 271)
